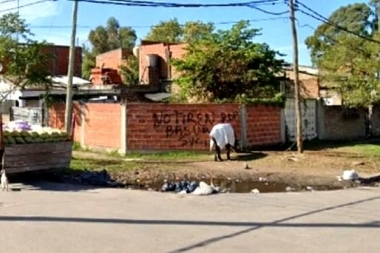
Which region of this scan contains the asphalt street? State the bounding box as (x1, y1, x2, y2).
(0, 181, 379, 253)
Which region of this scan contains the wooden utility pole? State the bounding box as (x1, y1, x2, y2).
(289, 0, 303, 153)
(64, 0, 79, 133)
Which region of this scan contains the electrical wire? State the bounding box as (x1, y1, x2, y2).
(69, 0, 281, 8)
(30, 16, 289, 30)
(0, 0, 18, 4)
(248, 5, 288, 16)
(295, 0, 380, 44)
(0, 0, 55, 13)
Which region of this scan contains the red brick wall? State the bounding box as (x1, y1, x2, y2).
(126, 103, 282, 151)
(95, 48, 132, 70)
(42, 45, 82, 77)
(49, 103, 121, 149)
(0, 45, 82, 77)
(48, 102, 82, 143)
(83, 103, 121, 149)
(49, 102, 282, 151)
(245, 105, 282, 146)
(127, 103, 240, 150)
(139, 42, 186, 83)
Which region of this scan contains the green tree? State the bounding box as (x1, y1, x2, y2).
(120, 55, 139, 85)
(305, 3, 374, 64)
(305, 1, 380, 107)
(183, 21, 214, 44)
(145, 18, 214, 43)
(317, 34, 380, 107)
(81, 44, 95, 81)
(171, 20, 284, 102)
(145, 18, 183, 43)
(82, 17, 137, 79)
(0, 13, 52, 166)
(0, 13, 52, 98)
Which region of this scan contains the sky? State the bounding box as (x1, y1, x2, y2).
(0, 0, 368, 66)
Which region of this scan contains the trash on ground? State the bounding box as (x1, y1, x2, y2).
(251, 188, 260, 194)
(285, 186, 295, 192)
(74, 169, 125, 187)
(342, 169, 360, 181)
(161, 180, 219, 195)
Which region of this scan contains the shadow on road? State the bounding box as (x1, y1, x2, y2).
(0, 195, 379, 252)
(7, 172, 103, 193)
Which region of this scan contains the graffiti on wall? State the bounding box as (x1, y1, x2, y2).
(152, 110, 238, 147)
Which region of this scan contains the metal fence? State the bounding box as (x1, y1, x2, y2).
(9, 107, 45, 126)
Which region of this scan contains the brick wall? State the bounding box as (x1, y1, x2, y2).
(139, 42, 186, 84)
(126, 103, 241, 150)
(82, 103, 121, 149)
(49, 103, 122, 149)
(95, 48, 131, 70)
(245, 105, 282, 146)
(318, 105, 366, 140)
(42, 45, 82, 77)
(48, 102, 82, 143)
(126, 103, 282, 151)
(49, 102, 282, 152)
(284, 70, 319, 99)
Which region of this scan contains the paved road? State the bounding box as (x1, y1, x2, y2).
(0, 181, 379, 253)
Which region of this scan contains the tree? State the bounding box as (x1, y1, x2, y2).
(0, 13, 52, 98)
(183, 21, 215, 44)
(317, 34, 380, 107)
(82, 17, 137, 79)
(304, 1, 380, 107)
(145, 18, 183, 43)
(120, 55, 139, 85)
(305, 3, 374, 64)
(81, 44, 95, 80)
(171, 20, 285, 102)
(0, 13, 52, 168)
(145, 18, 214, 43)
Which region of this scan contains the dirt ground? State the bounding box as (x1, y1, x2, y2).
(71, 147, 380, 190)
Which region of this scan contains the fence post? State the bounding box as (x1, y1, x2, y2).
(119, 100, 127, 155)
(239, 104, 248, 149)
(316, 99, 325, 140)
(80, 103, 86, 147)
(280, 108, 286, 143)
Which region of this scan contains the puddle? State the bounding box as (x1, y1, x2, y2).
(127, 178, 344, 193)
(8, 171, 347, 194)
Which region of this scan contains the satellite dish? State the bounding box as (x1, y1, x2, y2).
(0, 63, 3, 72)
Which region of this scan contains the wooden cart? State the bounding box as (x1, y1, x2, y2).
(4, 141, 73, 174)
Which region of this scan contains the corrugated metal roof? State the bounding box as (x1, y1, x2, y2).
(50, 75, 92, 86)
(144, 92, 172, 101)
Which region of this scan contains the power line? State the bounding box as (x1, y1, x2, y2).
(0, 0, 55, 13)
(295, 0, 380, 44)
(248, 5, 288, 16)
(29, 17, 289, 30)
(70, 0, 281, 8)
(0, 0, 17, 4)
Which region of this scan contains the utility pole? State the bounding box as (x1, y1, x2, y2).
(289, 0, 303, 153)
(64, 0, 79, 133)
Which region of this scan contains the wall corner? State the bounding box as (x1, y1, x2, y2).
(119, 101, 127, 155)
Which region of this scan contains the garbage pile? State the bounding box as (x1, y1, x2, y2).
(74, 169, 125, 187)
(161, 180, 220, 195)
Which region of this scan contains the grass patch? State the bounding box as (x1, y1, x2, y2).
(123, 151, 208, 161)
(336, 143, 380, 158)
(70, 157, 141, 172)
